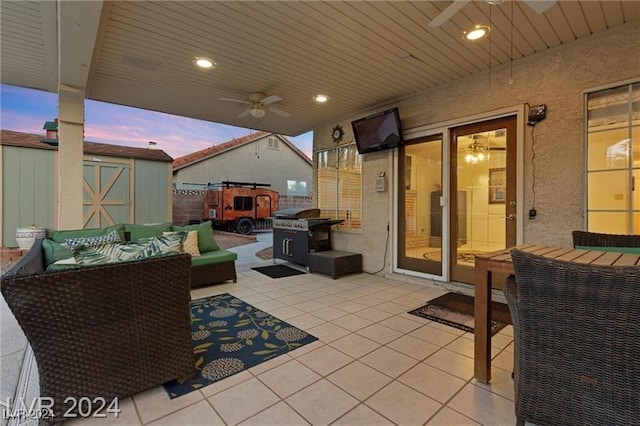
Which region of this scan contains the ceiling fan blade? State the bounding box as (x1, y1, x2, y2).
(269, 106, 290, 118)
(523, 0, 557, 13)
(261, 95, 282, 105)
(428, 0, 469, 27)
(220, 97, 249, 104)
(238, 108, 251, 118)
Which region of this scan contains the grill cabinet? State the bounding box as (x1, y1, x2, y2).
(272, 208, 343, 267)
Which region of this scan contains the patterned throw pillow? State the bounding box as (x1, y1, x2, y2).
(172, 221, 219, 252)
(86, 242, 146, 262)
(183, 230, 201, 257)
(70, 233, 184, 266)
(72, 245, 113, 266)
(164, 230, 200, 257)
(137, 233, 184, 259)
(64, 229, 121, 249)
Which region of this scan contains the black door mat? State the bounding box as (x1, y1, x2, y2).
(408, 292, 512, 335)
(251, 264, 307, 279)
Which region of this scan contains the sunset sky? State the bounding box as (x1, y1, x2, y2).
(0, 84, 313, 159)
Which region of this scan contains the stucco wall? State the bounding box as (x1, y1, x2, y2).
(174, 136, 313, 197)
(313, 22, 640, 274)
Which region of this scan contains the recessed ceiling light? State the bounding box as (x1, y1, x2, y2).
(314, 94, 329, 103)
(194, 57, 216, 69)
(464, 25, 490, 41)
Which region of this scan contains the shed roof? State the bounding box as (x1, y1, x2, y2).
(0, 129, 173, 162)
(172, 132, 312, 171)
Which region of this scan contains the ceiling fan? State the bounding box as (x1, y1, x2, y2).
(220, 92, 291, 119)
(428, 0, 557, 28)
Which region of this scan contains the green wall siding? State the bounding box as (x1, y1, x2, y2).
(2, 146, 55, 247)
(134, 159, 170, 224)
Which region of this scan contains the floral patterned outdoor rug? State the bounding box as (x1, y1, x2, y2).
(408, 292, 512, 335)
(164, 293, 318, 398)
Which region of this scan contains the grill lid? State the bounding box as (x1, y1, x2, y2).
(307, 219, 344, 229)
(273, 208, 321, 219)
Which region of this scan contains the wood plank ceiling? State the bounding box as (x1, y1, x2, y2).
(2, 1, 639, 136)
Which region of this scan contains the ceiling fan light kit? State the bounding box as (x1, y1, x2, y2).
(465, 140, 487, 163)
(220, 92, 291, 119)
(250, 106, 266, 118)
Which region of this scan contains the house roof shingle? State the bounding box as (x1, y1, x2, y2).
(172, 131, 312, 171)
(0, 129, 173, 162)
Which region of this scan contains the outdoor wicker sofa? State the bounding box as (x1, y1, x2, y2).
(42, 221, 237, 288)
(504, 248, 640, 426)
(572, 230, 640, 248)
(1, 240, 196, 424)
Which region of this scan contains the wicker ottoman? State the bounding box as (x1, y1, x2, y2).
(308, 250, 362, 279)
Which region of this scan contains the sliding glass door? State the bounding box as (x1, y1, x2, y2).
(398, 135, 443, 276)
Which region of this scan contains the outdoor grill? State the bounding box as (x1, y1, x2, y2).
(272, 208, 343, 267)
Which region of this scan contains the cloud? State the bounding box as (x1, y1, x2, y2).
(0, 110, 51, 134)
(3, 84, 314, 159)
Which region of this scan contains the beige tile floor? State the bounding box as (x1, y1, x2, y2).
(65, 268, 516, 426)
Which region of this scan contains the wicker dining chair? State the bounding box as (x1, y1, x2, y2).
(572, 230, 640, 248)
(504, 248, 640, 426)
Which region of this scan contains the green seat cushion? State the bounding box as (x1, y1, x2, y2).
(125, 223, 173, 242)
(50, 224, 124, 243)
(42, 239, 74, 266)
(190, 249, 237, 267)
(575, 245, 640, 254)
(173, 221, 220, 252)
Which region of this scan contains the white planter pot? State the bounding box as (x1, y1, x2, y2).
(16, 227, 46, 250)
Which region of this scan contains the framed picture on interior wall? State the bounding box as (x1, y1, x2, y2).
(489, 167, 506, 204)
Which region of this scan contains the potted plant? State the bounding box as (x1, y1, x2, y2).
(16, 225, 46, 250)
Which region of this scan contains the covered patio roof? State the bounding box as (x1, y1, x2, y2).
(2, 1, 638, 136)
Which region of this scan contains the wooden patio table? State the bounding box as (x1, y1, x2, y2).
(473, 244, 640, 384)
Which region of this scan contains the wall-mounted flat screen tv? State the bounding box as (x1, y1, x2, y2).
(351, 107, 404, 154)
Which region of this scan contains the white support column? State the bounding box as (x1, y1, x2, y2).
(55, 0, 104, 230)
(56, 86, 85, 230)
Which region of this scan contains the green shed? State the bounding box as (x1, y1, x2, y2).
(0, 129, 173, 248)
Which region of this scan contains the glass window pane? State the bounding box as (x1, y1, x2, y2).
(634, 212, 640, 234)
(587, 170, 629, 210)
(404, 140, 442, 268)
(587, 128, 630, 171)
(456, 130, 506, 256)
(317, 149, 338, 219)
(633, 169, 640, 212)
(633, 82, 640, 125)
(632, 127, 640, 167)
(337, 145, 362, 230)
(588, 85, 630, 129)
(316, 145, 361, 230)
(588, 212, 628, 234)
(586, 83, 637, 234)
